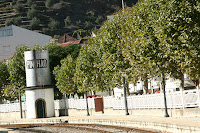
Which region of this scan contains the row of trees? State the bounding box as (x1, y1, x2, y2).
(53, 0, 200, 95)
(1, 0, 200, 102)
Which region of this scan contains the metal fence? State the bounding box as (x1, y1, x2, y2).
(0, 89, 200, 113)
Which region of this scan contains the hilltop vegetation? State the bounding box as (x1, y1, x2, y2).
(0, 0, 136, 37)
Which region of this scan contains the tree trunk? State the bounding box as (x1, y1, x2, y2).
(126, 82, 130, 95)
(180, 73, 184, 91)
(19, 92, 23, 119)
(144, 77, 148, 94)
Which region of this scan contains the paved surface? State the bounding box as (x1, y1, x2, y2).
(1, 115, 200, 133)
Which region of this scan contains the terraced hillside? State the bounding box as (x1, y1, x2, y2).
(0, 0, 137, 37)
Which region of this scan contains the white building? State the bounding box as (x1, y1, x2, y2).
(0, 25, 51, 61)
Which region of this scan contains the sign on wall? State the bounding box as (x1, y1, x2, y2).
(24, 50, 51, 87)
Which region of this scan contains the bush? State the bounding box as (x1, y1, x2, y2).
(13, 17, 22, 26)
(13, 2, 24, 12)
(76, 20, 81, 25)
(45, 0, 56, 8)
(48, 18, 60, 31)
(30, 17, 40, 29)
(84, 21, 93, 29)
(64, 16, 71, 27)
(27, 8, 37, 19)
(26, 0, 35, 6)
(95, 15, 104, 25)
(5, 19, 14, 26)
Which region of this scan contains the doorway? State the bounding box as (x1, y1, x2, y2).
(35, 99, 46, 118)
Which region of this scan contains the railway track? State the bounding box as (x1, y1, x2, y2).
(0, 123, 161, 133)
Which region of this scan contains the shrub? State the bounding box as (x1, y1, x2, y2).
(27, 8, 37, 19)
(5, 19, 14, 26)
(64, 16, 71, 27)
(30, 17, 40, 29)
(48, 18, 60, 31)
(13, 17, 22, 26)
(95, 15, 104, 25)
(13, 2, 24, 12)
(45, 0, 56, 8)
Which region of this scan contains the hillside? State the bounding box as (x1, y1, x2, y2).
(0, 0, 137, 37)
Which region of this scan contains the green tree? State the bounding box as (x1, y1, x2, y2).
(45, 0, 56, 8)
(26, 0, 35, 6)
(43, 43, 81, 98)
(30, 17, 40, 30)
(0, 62, 10, 103)
(64, 16, 71, 27)
(74, 42, 113, 94)
(95, 15, 104, 25)
(13, 17, 22, 26)
(13, 2, 24, 13)
(7, 46, 30, 94)
(27, 8, 37, 19)
(5, 19, 14, 26)
(48, 18, 60, 34)
(53, 55, 77, 94)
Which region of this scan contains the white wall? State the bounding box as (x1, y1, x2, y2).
(26, 88, 55, 118)
(0, 25, 51, 61)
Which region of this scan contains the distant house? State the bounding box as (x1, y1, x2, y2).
(0, 25, 51, 61)
(57, 33, 88, 47)
(57, 34, 77, 44)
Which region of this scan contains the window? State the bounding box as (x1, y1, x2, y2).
(0, 29, 13, 37)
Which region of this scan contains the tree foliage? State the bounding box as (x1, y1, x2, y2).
(73, 0, 200, 94)
(53, 55, 77, 94)
(0, 62, 10, 103)
(30, 17, 40, 29)
(7, 46, 30, 97)
(13, 2, 25, 13)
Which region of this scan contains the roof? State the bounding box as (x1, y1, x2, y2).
(0, 25, 12, 31)
(57, 34, 77, 44)
(58, 38, 88, 47)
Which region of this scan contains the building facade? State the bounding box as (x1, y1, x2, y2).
(0, 25, 51, 61)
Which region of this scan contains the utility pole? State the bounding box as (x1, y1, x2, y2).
(122, 0, 125, 12)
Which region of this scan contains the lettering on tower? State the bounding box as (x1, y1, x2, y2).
(26, 59, 48, 69)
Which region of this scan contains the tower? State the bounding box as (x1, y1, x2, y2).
(24, 50, 55, 118)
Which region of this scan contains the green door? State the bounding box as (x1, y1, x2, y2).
(36, 99, 46, 118)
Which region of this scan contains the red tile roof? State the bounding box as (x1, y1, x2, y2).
(57, 34, 77, 44)
(58, 38, 88, 47)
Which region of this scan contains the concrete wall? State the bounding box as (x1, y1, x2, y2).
(0, 25, 51, 61)
(0, 111, 26, 120)
(67, 108, 200, 117)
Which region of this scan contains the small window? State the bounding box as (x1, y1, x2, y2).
(0, 29, 13, 37)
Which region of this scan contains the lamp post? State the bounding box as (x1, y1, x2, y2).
(122, 0, 125, 12)
(162, 72, 169, 117)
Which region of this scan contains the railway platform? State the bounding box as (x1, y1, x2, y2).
(1, 114, 200, 133)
